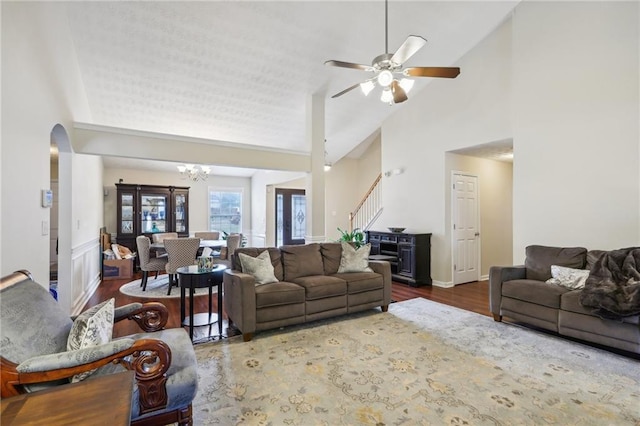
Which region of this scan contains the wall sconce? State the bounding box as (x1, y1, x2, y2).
(384, 168, 405, 177)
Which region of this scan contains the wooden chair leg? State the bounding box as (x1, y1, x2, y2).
(154, 271, 159, 279)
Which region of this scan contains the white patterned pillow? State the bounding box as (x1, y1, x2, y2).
(546, 265, 589, 289)
(338, 242, 373, 273)
(67, 298, 115, 382)
(238, 250, 279, 285)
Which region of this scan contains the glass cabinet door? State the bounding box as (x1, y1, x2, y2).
(120, 192, 135, 235)
(174, 192, 187, 233)
(140, 193, 168, 234)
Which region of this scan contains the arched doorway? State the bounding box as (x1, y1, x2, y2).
(50, 124, 73, 313)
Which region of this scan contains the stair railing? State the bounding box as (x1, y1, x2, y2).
(349, 174, 382, 232)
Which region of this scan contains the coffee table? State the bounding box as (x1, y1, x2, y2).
(177, 264, 226, 342)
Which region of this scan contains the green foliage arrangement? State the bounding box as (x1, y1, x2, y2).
(337, 227, 365, 248)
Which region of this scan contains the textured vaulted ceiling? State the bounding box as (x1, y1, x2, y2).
(66, 1, 518, 173)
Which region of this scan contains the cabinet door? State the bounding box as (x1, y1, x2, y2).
(398, 244, 414, 277)
(118, 190, 137, 236)
(173, 189, 189, 235)
(139, 191, 169, 235)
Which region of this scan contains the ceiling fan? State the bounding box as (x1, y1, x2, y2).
(325, 0, 460, 104)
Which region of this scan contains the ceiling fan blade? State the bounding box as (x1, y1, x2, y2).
(391, 80, 408, 103)
(331, 82, 362, 99)
(390, 35, 427, 65)
(324, 60, 373, 72)
(404, 67, 461, 78)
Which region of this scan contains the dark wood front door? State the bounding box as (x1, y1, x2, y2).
(276, 188, 306, 246)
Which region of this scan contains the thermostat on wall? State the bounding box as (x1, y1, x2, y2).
(42, 189, 53, 208)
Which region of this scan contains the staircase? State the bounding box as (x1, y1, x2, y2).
(349, 174, 382, 232)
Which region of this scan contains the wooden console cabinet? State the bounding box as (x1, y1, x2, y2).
(115, 183, 190, 253)
(367, 231, 432, 287)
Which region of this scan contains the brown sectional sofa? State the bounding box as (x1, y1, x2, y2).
(223, 243, 392, 341)
(490, 245, 640, 355)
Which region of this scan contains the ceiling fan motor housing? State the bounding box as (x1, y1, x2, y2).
(373, 53, 401, 71)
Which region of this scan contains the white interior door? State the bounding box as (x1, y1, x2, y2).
(452, 173, 480, 285)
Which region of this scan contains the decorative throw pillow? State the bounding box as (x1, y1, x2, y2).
(67, 298, 115, 382)
(238, 250, 279, 285)
(545, 265, 589, 289)
(338, 242, 373, 273)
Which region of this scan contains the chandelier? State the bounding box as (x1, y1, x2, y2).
(177, 164, 210, 182)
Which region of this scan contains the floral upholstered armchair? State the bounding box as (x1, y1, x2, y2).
(0, 270, 198, 425)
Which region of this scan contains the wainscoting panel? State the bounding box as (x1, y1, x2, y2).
(71, 238, 102, 315)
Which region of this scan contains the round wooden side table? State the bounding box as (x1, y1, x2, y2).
(176, 264, 227, 342)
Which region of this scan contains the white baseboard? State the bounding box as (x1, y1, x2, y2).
(432, 280, 454, 288)
(480, 274, 489, 281)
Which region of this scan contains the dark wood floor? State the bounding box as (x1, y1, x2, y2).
(87, 273, 490, 339)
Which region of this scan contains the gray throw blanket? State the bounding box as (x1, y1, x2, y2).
(580, 247, 640, 319)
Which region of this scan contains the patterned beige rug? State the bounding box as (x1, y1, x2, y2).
(193, 298, 639, 425)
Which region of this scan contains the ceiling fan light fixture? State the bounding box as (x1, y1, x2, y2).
(377, 70, 393, 88)
(380, 88, 393, 104)
(399, 78, 415, 94)
(360, 80, 375, 96)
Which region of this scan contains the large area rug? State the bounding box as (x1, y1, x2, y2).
(192, 298, 639, 425)
(119, 274, 213, 298)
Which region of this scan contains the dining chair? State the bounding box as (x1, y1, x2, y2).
(151, 232, 179, 243)
(135, 236, 168, 291)
(194, 231, 220, 240)
(151, 232, 178, 257)
(214, 233, 242, 268)
(164, 238, 200, 295)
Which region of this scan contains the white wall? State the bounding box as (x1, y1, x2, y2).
(511, 1, 640, 261)
(2, 3, 102, 314)
(102, 168, 252, 239)
(381, 18, 513, 283)
(381, 2, 639, 283)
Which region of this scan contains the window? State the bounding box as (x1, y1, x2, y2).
(208, 189, 242, 234)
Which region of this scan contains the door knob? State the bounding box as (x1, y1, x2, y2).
(475, 232, 480, 237)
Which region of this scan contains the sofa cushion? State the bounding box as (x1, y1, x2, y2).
(281, 244, 324, 281)
(338, 242, 373, 273)
(292, 275, 346, 300)
(525, 245, 587, 281)
(332, 272, 383, 294)
(255, 281, 305, 309)
(503, 279, 571, 309)
(238, 251, 279, 285)
(320, 243, 343, 275)
(233, 247, 284, 281)
(561, 290, 640, 325)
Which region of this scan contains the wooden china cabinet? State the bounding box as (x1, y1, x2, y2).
(115, 183, 190, 253)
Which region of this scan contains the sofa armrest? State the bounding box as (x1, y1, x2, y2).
(3, 338, 171, 414)
(368, 260, 392, 306)
(223, 270, 258, 337)
(115, 301, 169, 332)
(489, 265, 526, 317)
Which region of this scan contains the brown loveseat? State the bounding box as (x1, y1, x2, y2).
(490, 245, 640, 355)
(223, 243, 392, 341)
